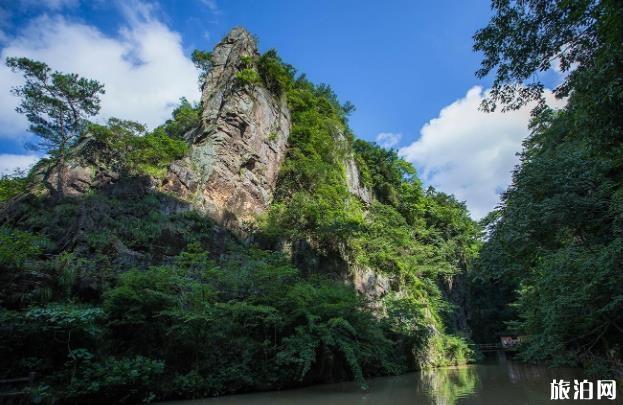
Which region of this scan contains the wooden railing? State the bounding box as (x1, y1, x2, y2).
(474, 343, 502, 351)
(468, 342, 520, 352)
(0, 372, 36, 402)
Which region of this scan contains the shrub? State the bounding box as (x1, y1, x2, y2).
(127, 129, 188, 178)
(0, 227, 46, 268)
(65, 355, 164, 404)
(0, 305, 104, 378)
(235, 67, 261, 86)
(154, 97, 200, 140)
(0, 172, 29, 202)
(258, 50, 294, 96)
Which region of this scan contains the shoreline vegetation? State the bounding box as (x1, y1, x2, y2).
(0, 38, 478, 405)
(1, 0, 622, 403)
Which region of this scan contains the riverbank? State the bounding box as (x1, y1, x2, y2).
(162, 354, 621, 405)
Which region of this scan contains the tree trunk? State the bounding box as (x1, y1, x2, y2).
(56, 146, 66, 199)
(56, 114, 67, 198)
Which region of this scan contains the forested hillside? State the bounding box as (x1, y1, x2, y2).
(0, 29, 479, 404)
(470, 0, 623, 377)
(1, 1, 621, 402)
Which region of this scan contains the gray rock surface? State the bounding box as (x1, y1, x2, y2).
(163, 27, 290, 229)
(349, 265, 393, 313)
(344, 154, 372, 205)
(30, 135, 122, 197)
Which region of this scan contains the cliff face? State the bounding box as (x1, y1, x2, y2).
(344, 154, 372, 206)
(0, 30, 479, 396)
(163, 28, 290, 229)
(3, 27, 471, 338)
(164, 29, 394, 312)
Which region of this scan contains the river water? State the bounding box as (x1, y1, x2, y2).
(165, 353, 621, 404)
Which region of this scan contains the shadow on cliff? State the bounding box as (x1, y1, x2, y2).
(0, 174, 249, 304)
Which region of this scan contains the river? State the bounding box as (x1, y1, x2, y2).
(165, 353, 621, 404)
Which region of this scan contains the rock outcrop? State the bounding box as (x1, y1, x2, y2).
(28, 135, 122, 198)
(162, 28, 290, 229)
(344, 154, 372, 205)
(0, 28, 474, 360)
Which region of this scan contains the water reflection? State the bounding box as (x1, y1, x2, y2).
(420, 366, 477, 405)
(164, 353, 622, 405)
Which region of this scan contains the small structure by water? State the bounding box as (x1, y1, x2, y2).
(498, 332, 527, 349)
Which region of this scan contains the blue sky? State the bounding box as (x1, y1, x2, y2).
(0, 0, 564, 218)
(196, 0, 495, 142)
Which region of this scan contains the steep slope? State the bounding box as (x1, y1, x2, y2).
(163, 28, 290, 228)
(0, 27, 479, 404)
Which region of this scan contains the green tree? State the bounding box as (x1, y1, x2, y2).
(474, 0, 617, 112)
(0, 170, 28, 202)
(473, 0, 623, 372)
(191, 49, 213, 86)
(6, 57, 105, 196)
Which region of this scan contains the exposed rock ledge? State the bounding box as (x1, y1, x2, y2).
(162, 27, 290, 230)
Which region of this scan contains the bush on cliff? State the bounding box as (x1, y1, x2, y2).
(0, 47, 478, 404)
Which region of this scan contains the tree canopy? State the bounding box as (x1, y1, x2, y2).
(472, 0, 623, 376)
(473, 0, 619, 112)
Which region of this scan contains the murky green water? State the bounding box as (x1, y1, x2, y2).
(165, 353, 621, 404)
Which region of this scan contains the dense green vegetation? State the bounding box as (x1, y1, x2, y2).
(88, 113, 191, 179)
(0, 45, 479, 403)
(253, 50, 479, 367)
(0, 171, 29, 202)
(4, 2, 620, 400)
(0, 224, 401, 402)
(1, 176, 407, 402)
(471, 0, 623, 376)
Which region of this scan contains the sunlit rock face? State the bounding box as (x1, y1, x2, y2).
(344, 154, 372, 206)
(163, 27, 291, 229)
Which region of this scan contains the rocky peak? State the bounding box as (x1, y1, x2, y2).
(198, 27, 259, 128)
(163, 27, 290, 230)
(21, 27, 372, 235)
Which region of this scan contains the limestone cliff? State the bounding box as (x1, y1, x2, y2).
(162, 28, 290, 229)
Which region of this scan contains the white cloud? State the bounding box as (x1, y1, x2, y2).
(0, 153, 40, 175)
(200, 0, 220, 14)
(0, 66, 28, 135)
(0, 9, 200, 139)
(375, 132, 402, 149)
(399, 86, 565, 220)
